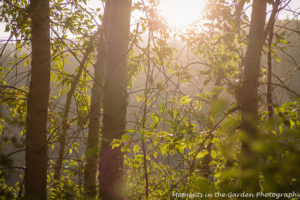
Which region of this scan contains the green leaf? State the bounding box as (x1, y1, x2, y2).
(211, 150, 217, 159)
(160, 144, 168, 156)
(121, 134, 130, 141)
(280, 38, 289, 44)
(196, 150, 208, 159)
(24, 59, 28, 67)
(176, 143, 186, 154)
(180, 95, 192, 105)
(112, 139, 121, 149)
(133, 144, 140, 153)
(121, 145, 130, 153)
(152, 115, 159, 123)
(4, 24, 10, 32)
(274, 54, 281, 63)
(16, 41, 22, 52)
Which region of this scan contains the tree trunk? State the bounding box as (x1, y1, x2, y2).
(267, 24, 274, 119)
(239, 0, 267, 192)
(98, 0, 132, 199)
(25, 0, 51, 199)
(202, 78, 221, 179)
(266, 0, 280, 119)
(83, 2, 110, 198)
(234, 0, 247, 30)
(53, 42, 93, 184)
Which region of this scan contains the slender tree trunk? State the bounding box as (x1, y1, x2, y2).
(267, 25, 274, 119)
(53, 43, 93, 183)
(239, 0, 267, 192)
(83, 49, 103, 199)
(25, 0, 51, 199)
(234, 0, 247, 30)
(83, 2, 110, 198)
(266, 0, 280, 119)
(98, 0, 132, 199)
(202, 78, 221, 179)
(141, 31, 152, 199)
(202, 137, 212, 178)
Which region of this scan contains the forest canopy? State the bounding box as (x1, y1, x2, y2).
(0, 0, 300, 199)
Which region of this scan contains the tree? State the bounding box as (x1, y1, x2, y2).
(1, 0, 300, 198)
(266, 0, 281, 119)
(25, 0, 51, 199)
(239, 0, 267, 192)
(98, 0, 132, 199)
(53, 40, 93, 185)
(83, 1, 110, 198)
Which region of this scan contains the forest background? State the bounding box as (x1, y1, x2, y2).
(0, 0, 300, 199)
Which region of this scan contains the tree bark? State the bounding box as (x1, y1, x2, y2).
(98, 0, 132, 199)
(239, 0, 267, 192)
(25, 0, 51, 199)
(234, 0, 247, 30)
(266, 0, 280, 119)
(83, 1, 110, 198)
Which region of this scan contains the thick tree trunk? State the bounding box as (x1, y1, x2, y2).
(83, 2, 110, 198)
(25, 0, 51, 199)
(98, 0, 132, 199)
(240, 0, 267, 192)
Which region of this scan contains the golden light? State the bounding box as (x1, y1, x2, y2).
(158, 0, 207, 28)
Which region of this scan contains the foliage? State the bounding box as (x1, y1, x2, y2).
(0, 0, 299, 199)
(49, 160, 82, 200)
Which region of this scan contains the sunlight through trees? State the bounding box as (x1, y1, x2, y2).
(0, 0, 300, 199)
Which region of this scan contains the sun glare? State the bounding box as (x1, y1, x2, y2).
(158, 0, 207, 28)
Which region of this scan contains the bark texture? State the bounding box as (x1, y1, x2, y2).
(83, 2, 110, 198)
(98, 0, 132, 199)
(83, 40, 104, 199)
(25, 0, 51, 199)
(240, 0, 267, 192)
